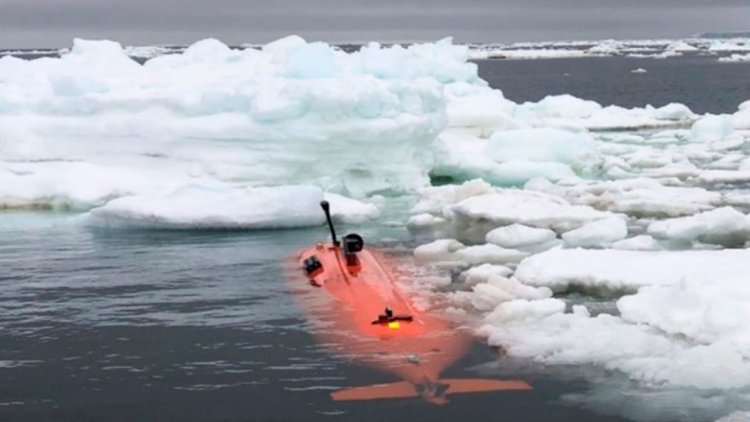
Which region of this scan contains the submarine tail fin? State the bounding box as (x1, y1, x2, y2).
(330, 378, 531, 403)
(331, 381, 419, 401)
(441, 378, 532, 394)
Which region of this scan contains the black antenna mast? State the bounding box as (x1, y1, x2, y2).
(320, 201, 339, 246)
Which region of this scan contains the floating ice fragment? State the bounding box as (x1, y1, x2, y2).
(451, 275, 553, 312)
(454, 244, 529, 265)
(323, 193, 380, 224)
(485, 224, 557, 249)
(690, 115, 735, 142)
(514, 248, 750, 291)
(84, 184, 326, 229)
(413, 239, 466, 264)
(647, 207, 750, 246)
(561, 216, 628, 248)
(612, 235, 660, 251)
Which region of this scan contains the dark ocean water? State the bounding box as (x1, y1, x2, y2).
(0, 214, 628, 422)
(476, 55, 750, 114)
(2, 55, 749, 422)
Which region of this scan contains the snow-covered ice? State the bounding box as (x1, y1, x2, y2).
(84, 184, 327, 229)
(513, 248, 750, 291)
(647, 207, 750, 246)
(561, 216, 628, 248)
(485, 224, 558, 249)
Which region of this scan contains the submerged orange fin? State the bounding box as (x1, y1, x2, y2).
(331, 378, 531, 402)
(442, 378, 532, 394)
(331, 381, 419, 401)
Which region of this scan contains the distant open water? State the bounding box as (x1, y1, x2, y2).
(476, 54, 750, 114)
(2, 52, 749, 422)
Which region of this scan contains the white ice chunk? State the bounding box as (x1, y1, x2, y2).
(652, 103, 693, 121)
(84, 184, 326, 229)
(454, 244, 529, 265)
(482, 298, 566, 325)
(411, 178, 493, 214)
(323, 193, 380, 224)
(458, 263, 514, 285)
(406, 213, 447, 230)
(413, 240, 527, 266)
(719, 53, 750, 63)
(432, 130, 582, 186)
(734, 104, 750, 130)
(413, 239, 466, 263)
(647, 207, 750, 245)
(691, 115, 735, 142)
(484, 128, 597, 165)
(486, 223, 557, 248)
(561, 216, 628, 248)
(718, 412, 750, 422)
(481, 300, 750, 389)
(451, 189, 610, 233)
(533, 178, 722, 217)
(519, 94, 602, 120)
(451, 275, 553, 311)
(618, 277, 750, 344)
(514, 248, 750, 291)
(612, 235, 660, 251)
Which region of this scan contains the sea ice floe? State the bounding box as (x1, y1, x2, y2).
(719, 53, 750, 63)
(469, 236, 750, 393)
(611, 235, 660, 251)
(515, 96, 695, 131)
(323, 193, 380, 224)
(1, 36, 478, 204)
(513, 248, 750, 291)
(717, 412, 750, 422)
(647, 207, 750, 246)
(434, 187, 610, 241)
(528, 178, 722, 217)
(413, 239, 527, 266)
(457, 263, 514, 285)
(466, 36, 750, 65)
(480, 299, 750, 389)
(485, 224, 558, 250)
(734, 101, 750, 129)
(83, 184, 328, 229)
(561, 216, 628, 248)
(450, 275, 553, 312)
(413, 238, 467, 264)
(431, 128, 595, 186)
(454, 244, 529, 265)
(691, 114, 736, 142)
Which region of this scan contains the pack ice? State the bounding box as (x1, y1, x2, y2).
(390, 48, 750, 419)
(0, 36, 727, 230)
(5, 34, 750, 420)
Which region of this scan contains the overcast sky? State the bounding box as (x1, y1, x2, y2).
(1, 0, 749, 48)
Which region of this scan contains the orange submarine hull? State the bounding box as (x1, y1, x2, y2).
(289, 202, 531, 404)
